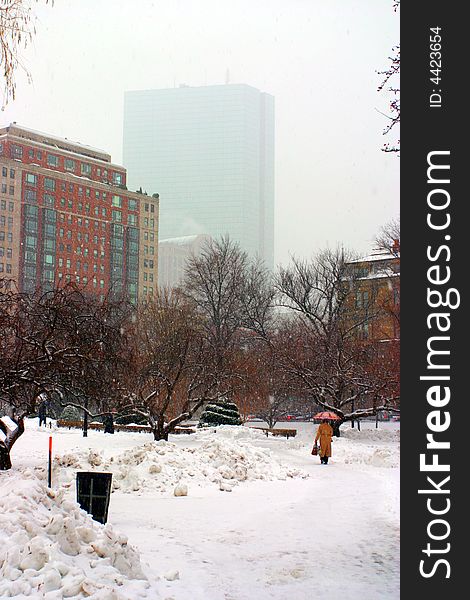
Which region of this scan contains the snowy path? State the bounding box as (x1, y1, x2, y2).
(6, 421, 399, 599)
(111, 446, 399, 600)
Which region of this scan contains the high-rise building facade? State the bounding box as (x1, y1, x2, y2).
(158, 234, 211, 289)
(0, 124, 159, 303)
(123, 84, 274, 269)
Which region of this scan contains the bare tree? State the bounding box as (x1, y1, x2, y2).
(183, 236, 274, 398)
(233, 333, 291, 428)
(118, 290, 225, 441)
(273, 249, 398, 432)
(377, 1, 400, 154)
(0, 0, 52, 107)
(0, 283, 128, 469)
(375, 218, 400, 255)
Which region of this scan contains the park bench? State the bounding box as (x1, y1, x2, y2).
(56, 420, 195, 434)
(252, 427, 297, 439)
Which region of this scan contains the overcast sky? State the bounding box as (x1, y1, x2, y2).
(3, 0, 399, 266)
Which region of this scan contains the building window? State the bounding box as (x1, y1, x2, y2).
(26, 173, 38, 186)
(44, 177, 56, 191)
(81, 163, 92, 176)
(65, 158, 75, 171)
(47, 154, 59, 167)
(25, 235, 37, 248)
(112, 210, 122, 222)
(10, 144, 23, 158)
(25, 189, 37, 202)
(128, 198, 138, 211)
(113, 172, 123, 185)
(44, 194, 54, 206)
(1, 184, 6, 194)
(128, 214, 137, 226)
(10, 169, 15, 179)
(112, 195, 122, 208)
(9, 186, 14, 195)
(356, 290, 369, 309)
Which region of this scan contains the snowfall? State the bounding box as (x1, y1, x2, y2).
(0, 419, 400, 599)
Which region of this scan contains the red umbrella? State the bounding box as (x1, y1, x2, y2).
(313, 411, 341, 421)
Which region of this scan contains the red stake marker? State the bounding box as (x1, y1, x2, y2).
(48, 436, 52, 488)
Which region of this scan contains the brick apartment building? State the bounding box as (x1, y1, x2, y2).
(346, 242, 400, 342)
(0, 124, 159, 303)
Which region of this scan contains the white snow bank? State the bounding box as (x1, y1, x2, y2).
(340, 427, 400, 443)
(0, 469, 158, 599)
(194, 424, 269, 441)
(55, 434, 308, 495)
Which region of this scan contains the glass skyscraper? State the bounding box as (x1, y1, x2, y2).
(123, 84, 274, 269)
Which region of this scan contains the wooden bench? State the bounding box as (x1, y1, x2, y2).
(252, 427, 297, 439)
(56, 420, 195, 435)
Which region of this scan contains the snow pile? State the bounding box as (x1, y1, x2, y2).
(0, 469, 157, 599)
(340, 446, 398, 468)
(341, 427, 400, 443)
(55, 434, 308, 495)
(195, 424, 269, 442)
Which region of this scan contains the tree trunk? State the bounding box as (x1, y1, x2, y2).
(83, 409, 88, 437)
(332, 420, 342, 437)
(152, 427, 169, 441)
(0, 444, 12, 471)
(0, 416, 24, 470)
(152, 416, 169, 441)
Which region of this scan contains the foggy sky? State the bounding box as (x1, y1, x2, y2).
(2, 0, 399, 266)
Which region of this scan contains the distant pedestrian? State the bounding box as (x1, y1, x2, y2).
(314, 419, 333, 464)
(38, 402, 47, 427)
(103, 413, 115, 434)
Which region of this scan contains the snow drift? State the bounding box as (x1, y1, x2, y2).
(55, 429, 309, 496)
(0, 469, 156, 599)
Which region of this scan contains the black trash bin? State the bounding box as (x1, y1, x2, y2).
(76, 471, 112, 524)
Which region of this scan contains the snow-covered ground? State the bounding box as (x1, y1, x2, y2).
(1, 419, 400, 599)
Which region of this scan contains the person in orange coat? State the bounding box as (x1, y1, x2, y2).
(314, 419, 334, 464)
